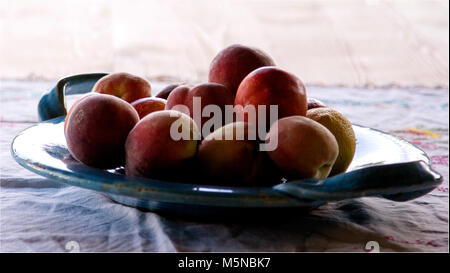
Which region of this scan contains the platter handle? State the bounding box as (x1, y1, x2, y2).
(38, 73, 108, 122)
(273, 160, 443, 202)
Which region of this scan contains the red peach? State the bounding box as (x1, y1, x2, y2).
(234, 66, 307, 133)
(165, 83, 234, 137)
(156, 83, 182, 99)
(92, 72, 152, 103)
(131, 97, 166, 119)
(197, 122, 281, 186)
(125, 110, 200, 180)
(65, 94, 139, 169)
(265, 116, 338, 180)
(64, 92, 99, 133)
(307, 98, 327, 110)
(209, 44, 275, 95)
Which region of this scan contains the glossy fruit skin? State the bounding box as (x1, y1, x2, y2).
(209, 44, 275, 95)
(234, 66, 308, 133)
(131, 97, 166, 119)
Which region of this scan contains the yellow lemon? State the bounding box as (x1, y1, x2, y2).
(306, 107, 356, 175)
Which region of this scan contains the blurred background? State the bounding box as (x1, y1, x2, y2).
(0, 0, 448, 88)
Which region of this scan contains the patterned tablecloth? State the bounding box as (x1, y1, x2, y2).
(0, 80, 448, 252)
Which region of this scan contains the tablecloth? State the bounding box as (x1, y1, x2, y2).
(0, 80, 448, 252)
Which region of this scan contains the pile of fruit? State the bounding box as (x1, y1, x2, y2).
(64, 44, 356, 187)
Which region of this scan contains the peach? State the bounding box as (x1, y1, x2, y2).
(65, 94, 139, 169)
(125, 110, 200, 180)
(197, 122, 281, 186)
(208, 44, 275, 95)
(130, 97, 166, 119)
(156, 83, 181, 99)
(92, 72, 152, 103)
(64, 92, 99, 133)
(234, 66, 308, 133)
(265, 116, 338, 180)
(307, 98, 327, 110)
(165, 83, 234, 137)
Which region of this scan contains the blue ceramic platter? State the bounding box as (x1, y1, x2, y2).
(11, 73, 443, 215)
